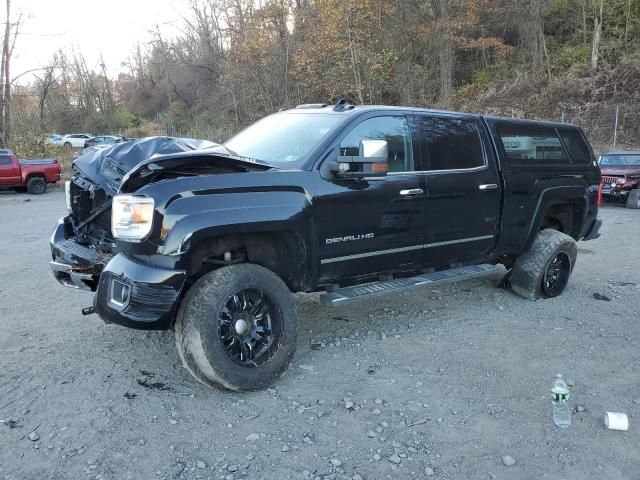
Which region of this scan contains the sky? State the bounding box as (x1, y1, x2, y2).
(12, 0, 184, 84)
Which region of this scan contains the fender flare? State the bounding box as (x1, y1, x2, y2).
(521, 186, 588, 252)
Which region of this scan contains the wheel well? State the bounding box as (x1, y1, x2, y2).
(185, 231, 309, 292)
(540, 203, 583, 239)
(26, 173, 45, 182)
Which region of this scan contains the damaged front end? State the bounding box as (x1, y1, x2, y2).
(49, 136, 273, 329)
(50, 137, 216, 292)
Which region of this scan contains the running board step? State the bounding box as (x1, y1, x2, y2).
(320, 264, 500, 307)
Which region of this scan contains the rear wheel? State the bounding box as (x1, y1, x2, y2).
(26, 176, 47, 195)
(625, 189, 640, 209)
(510, 229, 577, 300)
(175, 264, 298, 391)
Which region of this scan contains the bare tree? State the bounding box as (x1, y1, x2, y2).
(591, 0, 604, 70)
(431, 0, 454, 105)
(0, 0, 22, 145)
(34, 56, 59, 153)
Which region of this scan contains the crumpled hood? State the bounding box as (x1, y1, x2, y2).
(72, 136, 219, 192)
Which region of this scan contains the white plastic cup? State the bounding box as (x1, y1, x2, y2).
(604, 412, 629, 431)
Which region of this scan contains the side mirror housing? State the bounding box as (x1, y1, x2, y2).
(336, 139, 389, 178)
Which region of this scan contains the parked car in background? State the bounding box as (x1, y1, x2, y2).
(61, 134, 93, 148)
(84, 135, 127, 149)
(46, 134, 64, 146)
(0, 149, 61, 194)
(599, 151, 640, 209)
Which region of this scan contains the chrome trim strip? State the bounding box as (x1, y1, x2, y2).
(387, 164, 488, 176)
(422, 235, 495, 249)
(321, 244, 424, 265)
(320, 235, 495, 264)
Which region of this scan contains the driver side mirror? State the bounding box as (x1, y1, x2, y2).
(336, 139, 389, 179)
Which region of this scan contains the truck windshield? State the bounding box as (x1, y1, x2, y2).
(600, 154, 640, 167)
(224, 112, 341, 167)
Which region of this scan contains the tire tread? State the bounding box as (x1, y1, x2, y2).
(510, 229, 577, 300)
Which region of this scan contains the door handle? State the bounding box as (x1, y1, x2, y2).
(478, 184, 498, 191)
(399, 188, 424, 196)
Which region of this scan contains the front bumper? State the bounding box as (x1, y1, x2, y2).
(601, 186, 630, 200)
(50, 217, 186, 330)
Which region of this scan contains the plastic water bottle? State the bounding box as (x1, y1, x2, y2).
(551, 374, 571, 427)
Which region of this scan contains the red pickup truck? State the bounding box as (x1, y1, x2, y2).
(0, 149, 61, 194)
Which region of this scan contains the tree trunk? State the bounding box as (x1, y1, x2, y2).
(591, 0, 603, 70)
(518, 0, 547, 72)
(432, 0, 454, 106)
(0, 0, 10, 145)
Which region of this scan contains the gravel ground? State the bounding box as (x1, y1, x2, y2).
(0, 189, 639, 480)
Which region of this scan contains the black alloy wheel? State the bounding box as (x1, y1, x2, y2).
(217, 288, 282, 367)
(542, 251, 571, 297)
(175, 263, 298, 391)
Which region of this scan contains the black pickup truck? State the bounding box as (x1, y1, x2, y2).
(50, 102, 602, 391)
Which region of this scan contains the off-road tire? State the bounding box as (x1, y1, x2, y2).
(175, 264, 298, 391)
(63, 142, 72, 148)
(625, 189, 640, 209)
(26, 176, 47, 195)
(510, 229, 577, 300)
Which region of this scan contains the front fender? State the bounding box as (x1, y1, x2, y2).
(159, 190, 313, 255)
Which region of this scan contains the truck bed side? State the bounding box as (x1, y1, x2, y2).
(484, 117, 601, 256)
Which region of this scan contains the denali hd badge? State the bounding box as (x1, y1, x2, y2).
(326, 233, 375, 244)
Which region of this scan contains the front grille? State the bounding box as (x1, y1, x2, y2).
(602, 176, 623, 185)
(69, 177, 114, 245)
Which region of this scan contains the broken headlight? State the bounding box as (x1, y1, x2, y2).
(111, 195, 154, 242)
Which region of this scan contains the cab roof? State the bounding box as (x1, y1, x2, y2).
(283, 102, 579, 129)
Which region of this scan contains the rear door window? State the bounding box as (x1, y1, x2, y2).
(0, 156, 11, 165)
(558, 128, 593, 165)
(421, 116, 485, 171)
(497, 124, 569, 163)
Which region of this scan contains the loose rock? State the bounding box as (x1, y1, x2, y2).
(245, 433, 260, 441)
(28, 431, 40, 442)
(330, 458, 342, 467)
(502, 455, 516, 467)
(389, 454, 402, 465)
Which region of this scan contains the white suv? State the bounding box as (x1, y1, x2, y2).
(61, 134, 93, 148)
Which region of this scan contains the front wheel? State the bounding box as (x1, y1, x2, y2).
(510, 229, 577, 300)
(625, 189, 640, 209)
(175, 264, 298, 391)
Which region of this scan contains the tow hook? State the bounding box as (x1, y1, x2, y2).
(82, 306, 96, 316)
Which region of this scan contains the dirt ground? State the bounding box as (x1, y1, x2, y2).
(1, 189, 639, 480)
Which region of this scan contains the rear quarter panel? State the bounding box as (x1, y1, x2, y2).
(484, 119, 601, 255)
(20, 162, 61, 183)
(496, 165, 600, 254)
